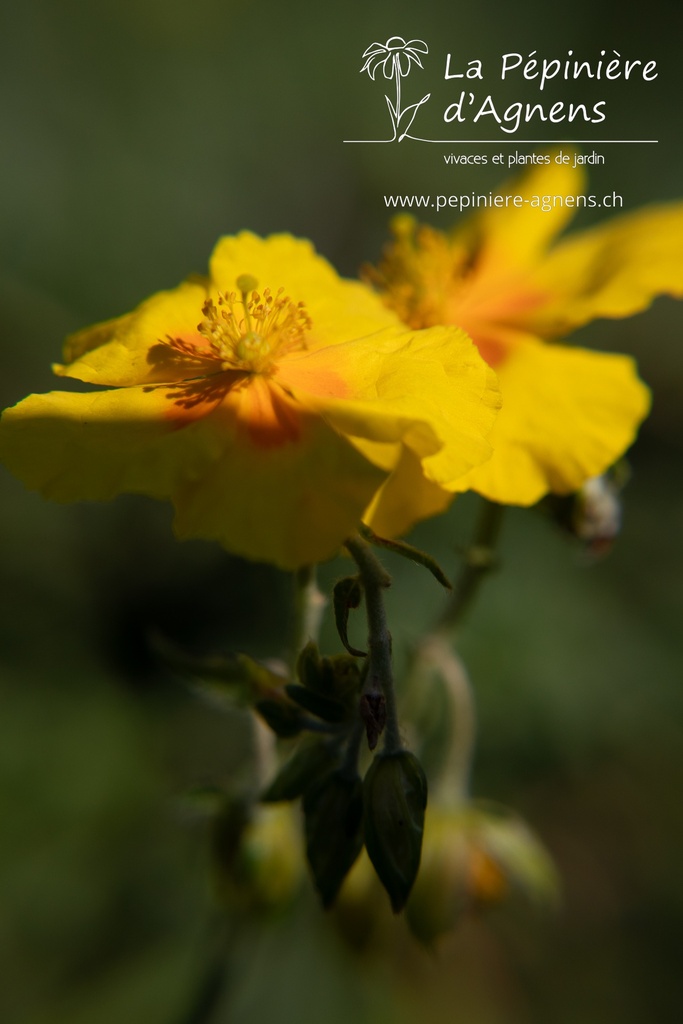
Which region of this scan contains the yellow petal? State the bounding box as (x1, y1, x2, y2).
(362, 445, 454, 538)
(173, 396, 388, 569)
(451, 155, 586, 272)
(57, 279, 211, 386)
(1, 234, 506, 566)
(0, 378, 388, 569)
(452, 336, 651, 504)
(282, 325, 500, 489)
(528, 202, 683, 334)
(0, 384, 222, 502)
(209, 232, 400, 348)
(59, 235, 400, 389)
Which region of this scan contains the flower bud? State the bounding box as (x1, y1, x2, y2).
(303, 770, 365, 908)
(406, 803, 559, 944)
(213, 804, 304, 913)
(572, 474, 622, 556)
(363, 750, 428, 912)
(261, 739, 339, 803)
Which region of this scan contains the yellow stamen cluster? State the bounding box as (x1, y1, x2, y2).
(364, 216, 472, 330)
(197, 277, 312, 374)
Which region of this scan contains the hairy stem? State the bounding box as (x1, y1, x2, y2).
(345, 535, 402, 753)
(414, 633, 476, 804)
(438, 499, 505, 632)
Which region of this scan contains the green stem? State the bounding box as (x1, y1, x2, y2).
(438, 499, 505, 633)
(415, 634, 476, 805)
(175, 962, 225, 1024)
(173, 922, 232, 1024)
(345, 535, 402, 753)
(401, 500, 505, 801)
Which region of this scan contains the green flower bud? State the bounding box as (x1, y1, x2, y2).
(363, 750, 428, 912)
(303, 770, 365, 908)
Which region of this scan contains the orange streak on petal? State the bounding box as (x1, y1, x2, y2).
(275, 356, 352, 401)
(233, 377, 303, 449)
(470, 336, 510, 368)
(450, 281, 547, 326)
(156, 372, 242, 428)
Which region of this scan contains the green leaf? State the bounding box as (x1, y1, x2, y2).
(359, 523, 452, 590)
(151, 633, 292, 714)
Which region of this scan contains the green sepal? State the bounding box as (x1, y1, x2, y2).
(363, 750, 428, 913)
(333, 576, 366, 656)
(285, 684, 347, 723)
(296, 640, 323, 691)
(323, 655, 362, 702)
(303, 770, 365, 908)
(359, 523, 452, 590)
(262, 740, 340, 803)
(297, 642, 362, 703)
(152, 634, 293, 717)
(254, 695, 307, 737)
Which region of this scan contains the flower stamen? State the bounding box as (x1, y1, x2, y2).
(197, 275, 312, 375)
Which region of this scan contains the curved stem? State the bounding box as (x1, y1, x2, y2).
(345, 535, 402, 753)
(172, 920, 234, 1024)
(402, 499, 505, 802)
(415, 633, 476, 805)
(438, 499, 505, 633)
(175, 960, 226, 1024)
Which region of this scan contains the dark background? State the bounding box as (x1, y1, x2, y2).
(1, 2, 682, 1022)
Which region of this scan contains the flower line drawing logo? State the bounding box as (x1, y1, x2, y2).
(360, 37, 431, 142)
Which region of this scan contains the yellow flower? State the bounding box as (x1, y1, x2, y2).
(214, 804, 305, 914)
(366, 159, 681, 504)
(333, 800, 558, 947)
(405, 802, 559, 945)
(0, 233, 500, 567)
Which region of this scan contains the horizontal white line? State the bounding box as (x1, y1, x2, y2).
(343, 139, 659, 144)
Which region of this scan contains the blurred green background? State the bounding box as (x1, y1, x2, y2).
(1, 1, 682, 1022)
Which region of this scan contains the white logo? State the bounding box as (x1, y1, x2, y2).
(358, 37, 431, 142)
